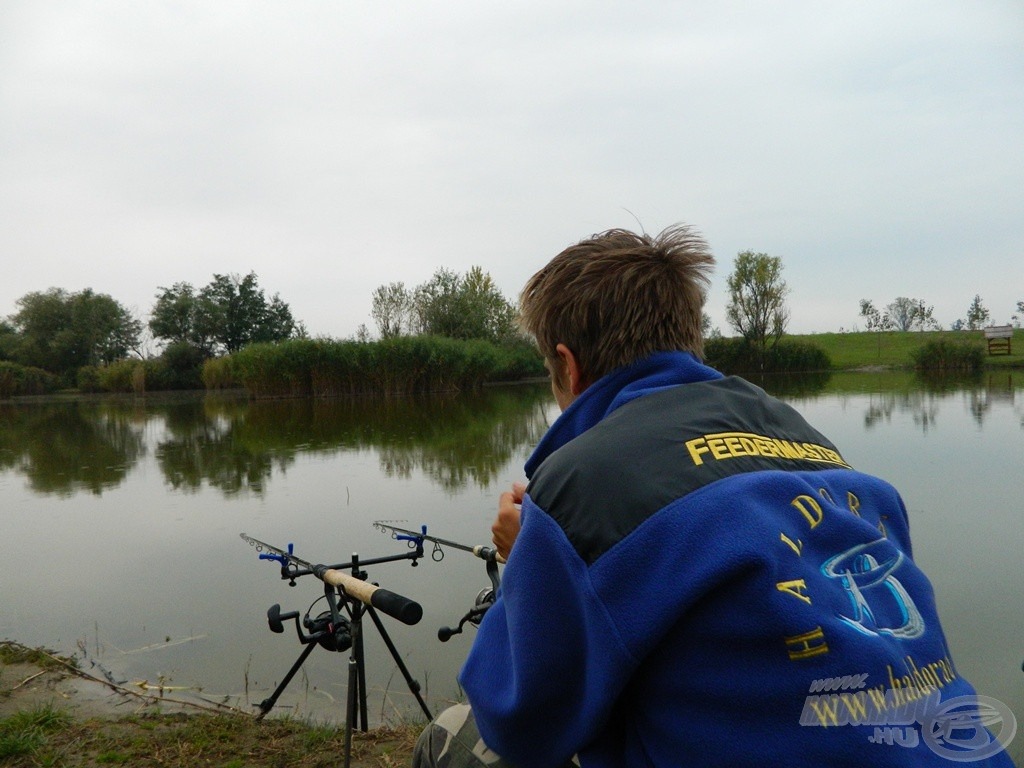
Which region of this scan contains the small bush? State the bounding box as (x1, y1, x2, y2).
(704, 338, 831, 374)
(492, 337, 546, 381)
(0, 362, 59, 398)
(202, 356, 237, 390)
(76, 365, 103, 393)
(911, 338, 984, 371)
(95, 360, 145, 393)
(150, 342, 206, 390)
(767, 339, 832, 372)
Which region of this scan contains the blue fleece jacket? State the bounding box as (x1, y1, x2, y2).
(459, 352, 1013, 767)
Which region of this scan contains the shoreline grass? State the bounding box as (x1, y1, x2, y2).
(0, 706, 422, 767)
(1, 642, 422, 767)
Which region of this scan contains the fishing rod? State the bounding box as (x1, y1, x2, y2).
(371, 521, 505, 565)
(241, 532, 423, 625)
(372, 521, 503, 642)
(240, 532, 431, 768)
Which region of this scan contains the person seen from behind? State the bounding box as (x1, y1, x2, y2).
(413, 224, 1015, 767)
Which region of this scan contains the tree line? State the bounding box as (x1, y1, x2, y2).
(3, 252, 1020, 398)
(1, 265, 535, 397)
(859, 295, 1023, 333)
(0, 272, 299, 388)
(366, 254, 814, 374)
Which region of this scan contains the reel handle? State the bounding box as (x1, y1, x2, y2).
(267, 603, 299, 633)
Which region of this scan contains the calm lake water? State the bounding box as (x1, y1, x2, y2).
(1, 371, 1022, 737)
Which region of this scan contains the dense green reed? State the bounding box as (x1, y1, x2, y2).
(207, 336, 544, 399)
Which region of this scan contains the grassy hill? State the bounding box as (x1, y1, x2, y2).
(784, 328, 1023, 370)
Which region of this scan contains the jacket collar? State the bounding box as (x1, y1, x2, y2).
(524, 351, 722, 478)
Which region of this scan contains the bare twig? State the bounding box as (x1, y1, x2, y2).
(12, 642, 249, 717)
(12, 669, 47, 690)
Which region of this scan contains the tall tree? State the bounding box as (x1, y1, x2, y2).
(725, 251, 789, 350)
(858, 299, 895, 359)
(150, 272, 297, 355)
(886, 297, 918, 332)
(371, 282, 416, 339)
(885, 297, 938, 332)
(909, 300, 939, 331)
(410, 267, 516, 344)
(458, 266, 517, 343)
(7, 288, 141, 375)
(0, 319, 16, 361)
(413, 268, 463, 338)
(150, 282, 216, 354)
(859, 299, 893, 332)
(965, 295, 990, 330)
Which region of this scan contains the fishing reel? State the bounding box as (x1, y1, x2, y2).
(438, 585, 496, 642)
(468, 587, 494, 627)
(267, 603, 353, 653)
(370, 521, 505, 643)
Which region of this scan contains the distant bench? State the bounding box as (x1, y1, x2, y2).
(983, 325, 1013, 355)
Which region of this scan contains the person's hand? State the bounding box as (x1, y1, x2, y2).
(492, 482, 525, 560)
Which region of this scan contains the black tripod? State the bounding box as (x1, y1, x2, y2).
(244, 537, 432, 768)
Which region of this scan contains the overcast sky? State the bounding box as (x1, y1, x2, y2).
(2, 1, 1022, 344)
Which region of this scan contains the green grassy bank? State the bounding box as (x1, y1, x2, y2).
(788, 328, 1023, 370)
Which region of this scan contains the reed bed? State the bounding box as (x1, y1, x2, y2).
(208, 336, 543, 399)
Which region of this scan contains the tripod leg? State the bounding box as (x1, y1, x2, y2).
(254, 641, 318, 721)
(344, 653, 357, 768)
(366, 605, 434, 720)
(355, 608, 369, 731)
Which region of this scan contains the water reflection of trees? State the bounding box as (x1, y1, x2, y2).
(746, 371, 832, 398)
(157, 385, 553, 496)
(10, 373, 1013, 499)
(0, 387, 553, 498)
(863, 392, 940, 432)
(371, 389, 552, 491)
(963, 372, 1018, 429)
(0, 402, 146, 496)
(862, 372, 1017, 432)
(155, 399, 292, 495)
(771, 370, 1019, 434)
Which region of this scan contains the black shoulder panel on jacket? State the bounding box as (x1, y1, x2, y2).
(527, 377, 851, 565)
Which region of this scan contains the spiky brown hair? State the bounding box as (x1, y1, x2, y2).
(519, 224, 714, 386)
